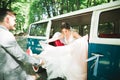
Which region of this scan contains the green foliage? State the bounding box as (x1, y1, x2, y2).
(28, 0, 44, 25)
(0, 0, 110, 35)
(28, 0, 109, 25)
(11, 2, 30, 34)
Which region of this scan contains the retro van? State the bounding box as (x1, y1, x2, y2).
(27, 1, 120, 80)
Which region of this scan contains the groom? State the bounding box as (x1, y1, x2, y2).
(0, 8, 44, 80)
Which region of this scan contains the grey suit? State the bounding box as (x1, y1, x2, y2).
(0, 25, 41, 80)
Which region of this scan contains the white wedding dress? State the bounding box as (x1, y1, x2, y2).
(39, 36, 88, 80)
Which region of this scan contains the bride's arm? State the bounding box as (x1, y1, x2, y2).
(46, 33, 64, 43)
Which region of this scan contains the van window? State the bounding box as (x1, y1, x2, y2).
(50, 12, 92, 37)
(98, 8, 120, 38)
(29, 22, 48, 36)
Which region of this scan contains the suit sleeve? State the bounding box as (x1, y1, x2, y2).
(0, 31, 40, 66)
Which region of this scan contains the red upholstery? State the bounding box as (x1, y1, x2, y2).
(54, 40, 64, 46)
(99, 34, 120, 38)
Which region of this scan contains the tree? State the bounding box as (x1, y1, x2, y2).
(0, 0, 111, 35)
(11, 2, 30, 34)
(0, 0, 12, 8)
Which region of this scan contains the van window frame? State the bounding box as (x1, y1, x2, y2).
(98, 8, 120, 38)
(89, 7, 120, 45)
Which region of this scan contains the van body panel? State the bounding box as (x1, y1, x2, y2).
(27, 38, 44, 54)
(88, 43, 120, 80)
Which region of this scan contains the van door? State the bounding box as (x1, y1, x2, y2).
(88, 8, 120, 80)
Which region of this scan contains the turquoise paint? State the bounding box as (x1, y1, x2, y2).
(88, 43, 120, 80)
(27, 38, 44, 54)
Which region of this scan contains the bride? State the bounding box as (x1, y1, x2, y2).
(37, 22, 88, 80)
